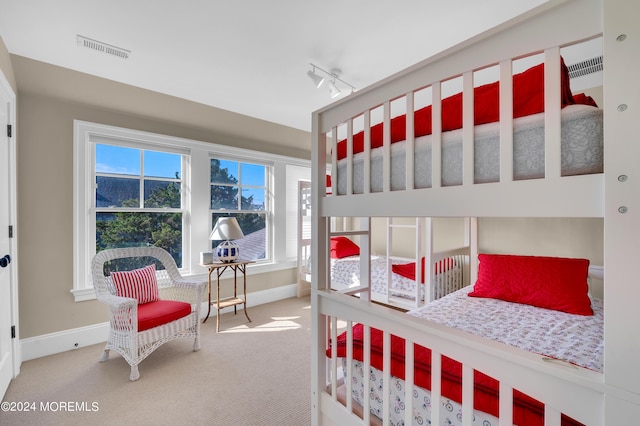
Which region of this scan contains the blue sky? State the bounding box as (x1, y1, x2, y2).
(96, 144, 266, 205)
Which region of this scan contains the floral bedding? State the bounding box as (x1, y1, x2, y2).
(335, 286, 602, 425)
(330, 255, 462, 303)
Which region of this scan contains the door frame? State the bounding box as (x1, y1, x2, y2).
(0, 68, 20, 397)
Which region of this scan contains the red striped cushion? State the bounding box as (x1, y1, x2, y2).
(111, 264, 159, 304)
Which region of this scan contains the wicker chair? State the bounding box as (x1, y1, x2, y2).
(92, 247, 206, 381)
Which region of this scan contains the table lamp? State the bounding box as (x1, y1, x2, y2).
(210, 217, 244, 262)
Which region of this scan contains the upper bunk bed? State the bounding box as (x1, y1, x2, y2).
(312, 0, 605, 220)
(310, 0, 640, 424)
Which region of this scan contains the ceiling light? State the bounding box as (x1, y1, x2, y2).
(307, 67, 325, 88)
(308, 63, 356, 99)
(327, 80, 341, 98)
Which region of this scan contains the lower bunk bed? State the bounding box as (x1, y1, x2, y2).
(329, 235, 468, 308)
(322, 254, 604, 426)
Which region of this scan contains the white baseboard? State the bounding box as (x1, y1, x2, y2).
(21, 283, 298, 362)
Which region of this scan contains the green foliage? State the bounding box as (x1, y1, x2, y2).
(96, 161, 267, 266)
(96, 180, 183, 266)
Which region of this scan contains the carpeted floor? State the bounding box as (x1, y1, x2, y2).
(1, 296, 312, 426)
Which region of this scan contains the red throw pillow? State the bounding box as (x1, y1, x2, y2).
(111, 264, 160, 304)
(330, 237, 360, 259)
(469, 254, 593, 315)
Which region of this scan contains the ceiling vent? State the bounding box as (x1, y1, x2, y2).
(76, 35, 130, 59)
(567, 55, 602, 79)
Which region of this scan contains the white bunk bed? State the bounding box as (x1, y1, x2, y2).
(328, 217, 468, 309)
(298, 179, 312, 297)
(310, 0, 640, 425)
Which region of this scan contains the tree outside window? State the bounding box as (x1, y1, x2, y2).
(210, 158, 268, 261)
(95, 144, 184, 267)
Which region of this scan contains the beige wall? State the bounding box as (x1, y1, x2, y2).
(13, 56, 306, 338)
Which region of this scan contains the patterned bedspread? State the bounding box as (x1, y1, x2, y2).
(330, 255, 462, 303)
(331, 255, 424, 298)
(408, 286, 603, 372)
(339, 286, 603, 425)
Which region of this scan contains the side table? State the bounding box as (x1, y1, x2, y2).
(202, 260, 254, 332)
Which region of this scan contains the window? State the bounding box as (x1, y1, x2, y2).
(73, 121, 309, 302)
(210, 159, 270, 261)
(95, 144, 185, 266)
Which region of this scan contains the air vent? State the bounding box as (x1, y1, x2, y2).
(567, 56, 602, 79)
(76, 35, 130, 59)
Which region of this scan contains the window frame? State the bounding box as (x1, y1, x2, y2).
(73, 120, 309, 302)
(94, 143, 188, 267)
(209, 156, 272, 263)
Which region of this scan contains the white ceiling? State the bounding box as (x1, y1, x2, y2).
(0, 0, 552, 132)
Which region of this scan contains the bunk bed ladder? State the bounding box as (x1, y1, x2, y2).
(330, 218, 372, 301)
(386, 217, 424, 308)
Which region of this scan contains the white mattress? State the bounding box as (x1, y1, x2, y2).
(337, 104, 603, 194)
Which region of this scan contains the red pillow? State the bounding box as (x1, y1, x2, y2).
(330, 237, 360, 259)
(111, 264, 160, 304)
(469, 254, 592, 315)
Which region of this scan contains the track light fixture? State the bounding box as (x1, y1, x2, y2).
(307, 65, 325, 88)
(308, 63, 356, 98)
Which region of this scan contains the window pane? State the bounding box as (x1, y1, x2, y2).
(241, 163, 265, 186)
(144, 180, 181, 208)
(211, 213, 266, 261)
(211, 185, 238, 209)
(144, 151, 181, 179)
(96, 212, 183, 267)
(96, 144, 140, 175)
(96, 176, 140, 207)
(241, 187, 266, 210)
(104, 256, 167, 274)
(211, 159, 238, 184)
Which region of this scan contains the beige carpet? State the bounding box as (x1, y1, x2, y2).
(1, 296, 312, 426)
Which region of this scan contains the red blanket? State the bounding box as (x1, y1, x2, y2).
(391, 257, 455, 282)
(336, 59, 589, 161)
(328, 324, 583, 425)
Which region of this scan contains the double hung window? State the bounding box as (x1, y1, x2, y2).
(210, 159, 269, 261)
(73, 121, 309, 302)
(95, 144, 185, 266)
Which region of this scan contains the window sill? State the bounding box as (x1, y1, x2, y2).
(186, 258, 297, 282)
(72, 259, 298, 302)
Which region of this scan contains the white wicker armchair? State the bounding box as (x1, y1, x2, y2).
(92, 247, 207, 381)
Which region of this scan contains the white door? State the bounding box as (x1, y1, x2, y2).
(0, 73, 17, 399)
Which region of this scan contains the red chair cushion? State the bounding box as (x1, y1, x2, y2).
(137, 300, 192, 331)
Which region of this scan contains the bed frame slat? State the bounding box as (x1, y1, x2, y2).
(462, 71, 475, 187)
(405, 92, 416, 190)
(499, 59, 514, 182)
(432, 82, 443, 188)
(544, 47, 562, 179)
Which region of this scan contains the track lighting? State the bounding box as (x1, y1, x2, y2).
(326, 80, 341, 98)
(308, 63, 356, 98)
(307, 66, 325, 88)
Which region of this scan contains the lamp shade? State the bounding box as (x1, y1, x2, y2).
(209, 217, 244, 241)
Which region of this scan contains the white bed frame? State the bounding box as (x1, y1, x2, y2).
(300, 181, 469, 308)
(332, 217, 470, 309)
(310, 0, 640, 424)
